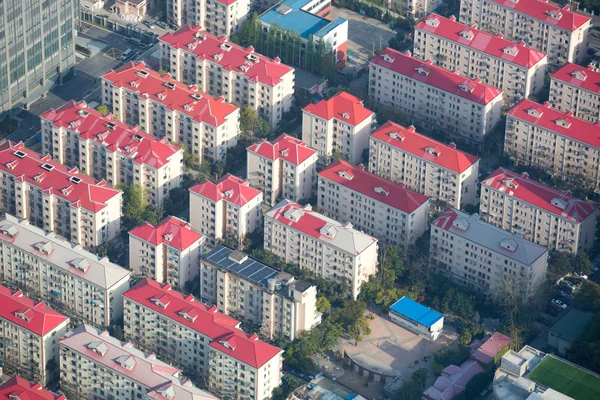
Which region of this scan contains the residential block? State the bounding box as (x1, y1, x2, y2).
(247, 133, 318, 206)
(369, 121, 480, 209)
(101, 62, 240, 164)
(550, 63, 600, 123)
(0, 376, 65, 400)
(168, 0, 251, 36)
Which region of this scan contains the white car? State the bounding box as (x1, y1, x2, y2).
(552, 299, 568, 309)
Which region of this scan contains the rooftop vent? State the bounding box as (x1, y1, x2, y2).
(0, 225, 18, 238)
(573, 70, 587, 81)
(452, 218, 470, 231)
(415, 67, 429, 76)
(220, 43, 232, 51)
(70, 258, 91, 272)
(15, 308, 33, 322)
(13, 150, 26, 159)
(40, 163, 54, 172)
(157, 92, 167, 100)
(191, 93, 202, 100)
(157, 385, 176, 400)
(374, 186, 389, 196)
(284, 208, 303, 222)
(527, 107, 543, 118)
(459, 82, 475, 93)
(69, 176, 82, 185)
(78, 109, 90, 118)
(137, 70, 149, 78)
(341, 112, 349, 119)
(551, 197, 567, 210)
(132, 134, 143, 142)
(547, 9, 563, 19)
(556, 118, 571, 128)
(500, 238, 518, 252)
(337, 170, 354, 180)
(460, 30, 474, 40)
(165, 81, 176, 90)
(106, 122, 117, 130)
(88, 341, 109, 356)
(381, 53, 395, 63)
(390, 132, 405, 141)
(246, 54, 260, 63)
(320, 224, 338, 239)
(34, 241, 54, 255)
(115, 355, 136, 370)
(425, 17, 440, 27)
(184, 103, 194, 112)
(503, 46, 519, 56)
(151, 295, 170, 309)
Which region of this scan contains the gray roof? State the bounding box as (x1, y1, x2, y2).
(0, 214, 131, 289)
(549, 308, 593, 344)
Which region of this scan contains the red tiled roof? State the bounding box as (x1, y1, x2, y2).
(189, 174, 262, 207)
(319, 160, 429, 213)
(247, 134, 317, 165)
(481, 167, 598, 223)
(123, 278, 282, 368)
(129, 216, 204, 251)
(551, 63, 600, 94)
(0, 376, 65, 400)
(487, 0, 590, 32)
(371, 121, 479, 173)
(507, 99, 600, 149)
(159, 25, 294, 87)
(303, 92, 374, 126)
(0, 142, 121, 213)
(41, 100, 181, 169)
(472, 332, 512, 365)
(101, 62, 238, 126)
(370, 48, 503, 105)
(0, 284, 68, 337)
(416, 14, 547, 68)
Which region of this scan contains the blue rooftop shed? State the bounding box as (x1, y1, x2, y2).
(389, 296, 444, 341)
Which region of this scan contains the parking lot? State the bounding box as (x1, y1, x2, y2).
(331, 7, 397, 73)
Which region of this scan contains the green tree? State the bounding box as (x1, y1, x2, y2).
(574, 281, 600, 313)
(118, 183, 147, 225)
(316, 296, 331, 313)
(464, 373, 491, 400)
(173, 142, 196, 171)
(348, 318, 371, 343)
(548, 251, 572, 281)
(331, 150, 344, 161)
(573, 252, 593, 276)
(97, 105, 110, 115)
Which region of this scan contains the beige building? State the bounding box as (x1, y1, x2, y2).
(59, 324, 220, 400)
(168, 0, 251, 36)
(505, 99, 600, 191)
(302, 92, 375, 165)
(159, 26, 295, 128)
(459, 0, 590, 65)
(369, 121, 480, 209)
(247, 133, 318, 206)
(405, 0, 443, 19)
(200, 244, 322, 340)
(550, 63, 600, 123)
(101, 62, 240, 164)
(189, 174, 263, 248)
(414, 14, 548, 105)
(318, 159, 430, 247)
(123, 278, 283, 400)
(0, 141, 122, 249)
(369, 48, 503, 143)
(430, 208, 548, 298)
(264, 200, 379, 299)
(41, 100, 183, 208)
(129, 216, 205, 290)
(0, 214, 131, 329)
(0, 284, 69, 385)
(480, 168, 598, 254)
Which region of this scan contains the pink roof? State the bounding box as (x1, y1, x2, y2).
(551, 63, 600, 94)
(189, 174, 262, 207)
(159, 25, 294, 87)
(41, 100, 181, 169)
(371, 121, 479, 173)
(472, 332, 512, 365)
(319, 160, 429, 213)
(488, 0, 589, 32)
(0, 376, 65, 400)
(370, 48, 503, 105)
(0, 142, 120, 213)
(416, 14, 546, 68)
(481, 167, 598, 223)
(507, 99, 600, 149)
(101, 62, 238, 126)
(247, 134, 317, 165)
(129, 216, 204, 251)
(423, 359, 485, 400)
(303, 92, 374, 126)
(0, 284, 68, 337)
(123, 278, 282, 368)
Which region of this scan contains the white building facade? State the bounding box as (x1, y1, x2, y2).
(550, 63, 600, 123)
(167, 0, 251, 36)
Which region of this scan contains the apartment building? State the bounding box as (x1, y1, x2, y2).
(505, 99, 600, 191)
(101, 62, 240, 164)
(459, 0, 590, 65)
(189, 174, 263, 248)
(200, 244, 321, 340)
(318, 160, 430, 247)
(41, 100, 184, 208)
(0, 284, 69, 385)
(159, 26, 295, 128)
(123, 278, 283, 400)
(414, 14, 548, 105)
(0, 141, 122, 249)
(0, 214, 131, 329)
(406, 0, 443, 19)
(168, 0, 251, 36)
(430, 209, 548, 297)
(247, 134, 318, 206)
(550, 63, 600, 123)
(480, 168, 598, 253)
(129, 216, 205, 289)
(369, 121, 480, 209)
(0, 376, 65, 400)
(0, 0, 77, 113)
(369, 48, 503, 143)
(59, 324, 220, 400)
(264, 200, 378, 299)
(302, 92, 376, 164)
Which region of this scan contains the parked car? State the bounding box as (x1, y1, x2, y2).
(535, 316, 551, 326)
(564, 277, 582, 286)
(555, 288, 571, 298)
(156, 21, 169, 29)
(554, 296, 571, 305)
(546, 306, 560, 317)
(143, 20, 156, 29)
(560, 281, 576, 292)
(552, 299, 568, 309)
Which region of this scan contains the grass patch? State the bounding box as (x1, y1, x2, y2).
(528, 356, 600, 400)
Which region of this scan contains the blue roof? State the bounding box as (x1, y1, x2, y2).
(389, 297, 443, 328)
(259, 0, 345, 39)
(202, 245, 279, 288)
